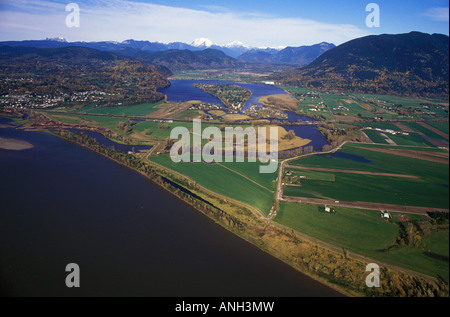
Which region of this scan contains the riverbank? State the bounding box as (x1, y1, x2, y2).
(49, 128, 449, 297)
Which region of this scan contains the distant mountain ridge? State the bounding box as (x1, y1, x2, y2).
(0, 38, 333, 61)
(238, 42, 336, 65)
(134, 49, 240, 71)
(275, 32, 449, 97)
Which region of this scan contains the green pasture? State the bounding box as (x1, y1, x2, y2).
(276, 202, 449, 280)
(149, 154, 276, 214)
(403, 122, 447, 140)
(77, 101, 164, 117)
(427, 121, 449, 135)
(283, 173, 449, 209)
(363, 129, 390, 144)
(286, 143, 449, 208)
(285, 168, 335, 181)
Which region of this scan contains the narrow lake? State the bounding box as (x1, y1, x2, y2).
(0, 123, 341, 297)
(159, 80, 290, 110)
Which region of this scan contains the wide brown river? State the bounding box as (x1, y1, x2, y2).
(0, 119, 341, 296)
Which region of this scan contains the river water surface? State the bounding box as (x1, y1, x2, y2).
(0, 121, 341, 297)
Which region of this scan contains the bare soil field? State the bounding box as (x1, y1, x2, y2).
(259, 94, 298, 111)
(393, 122, 415, 133)
(146, 102, 193, 119)
(359, 103, 374, 111)
(342, 99, 373, 111)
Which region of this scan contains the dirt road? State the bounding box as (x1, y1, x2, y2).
(285, 164, 420, 179)
(282, 196, 449, 215)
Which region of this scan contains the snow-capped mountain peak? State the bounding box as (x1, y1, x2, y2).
(224, 41, 248, 48)
(191, 38, 213, 48)
(45, 37, 67, 43)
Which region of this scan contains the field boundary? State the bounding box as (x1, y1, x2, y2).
(285, 164, 420, 179)
(282, 196, 449, 215)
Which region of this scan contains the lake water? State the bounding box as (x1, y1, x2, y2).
(159, 80, 290, 110)
(281, 124, 328, 152)
(0, 124, 341, 297)
(159, 80, 328, 150)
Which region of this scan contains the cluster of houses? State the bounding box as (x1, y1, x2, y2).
(1, 90, 112, 109)
(243, 104, 288, 119)
(283, 170, 305, 186)
(227, 102, 243, 114)
(332, 105, 350, 112)
(366, 127, 410, 136)
(296, 92, 321, 101)
(308, 102, 327, 112)
(189, 102, 222, 111)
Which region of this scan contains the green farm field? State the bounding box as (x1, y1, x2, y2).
(363, 129, 435, 147)
(76, 101, 164, 116)
(47, 113, 132, 132)
(389, 132, 436, 147)
(363, 129, 390, 144)
(403, 122, 448, 140)
(149, 154, 276, 214)
(283, 173, 448, 208)
(287, 143, 449, 209)
(276, 202, 449, 281)
(350, 122, 402, 131)
(285, 168, 336, 181)
(290, 143, 448, 174)
(427, 121, 449, 135)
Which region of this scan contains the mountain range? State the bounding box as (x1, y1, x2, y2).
(0, 37, 333, 63)
(238, 42, 336, 65)
(275, 32, 449, 97)
(133, 49, 240, 71)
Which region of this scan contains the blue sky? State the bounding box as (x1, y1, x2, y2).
(0, 0, 448, 47)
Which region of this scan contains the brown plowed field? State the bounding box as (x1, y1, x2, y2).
(393, 122, 415, 133)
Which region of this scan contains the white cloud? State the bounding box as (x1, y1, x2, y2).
(423, 7, 449, 22)
(0, 0, 370, 46)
